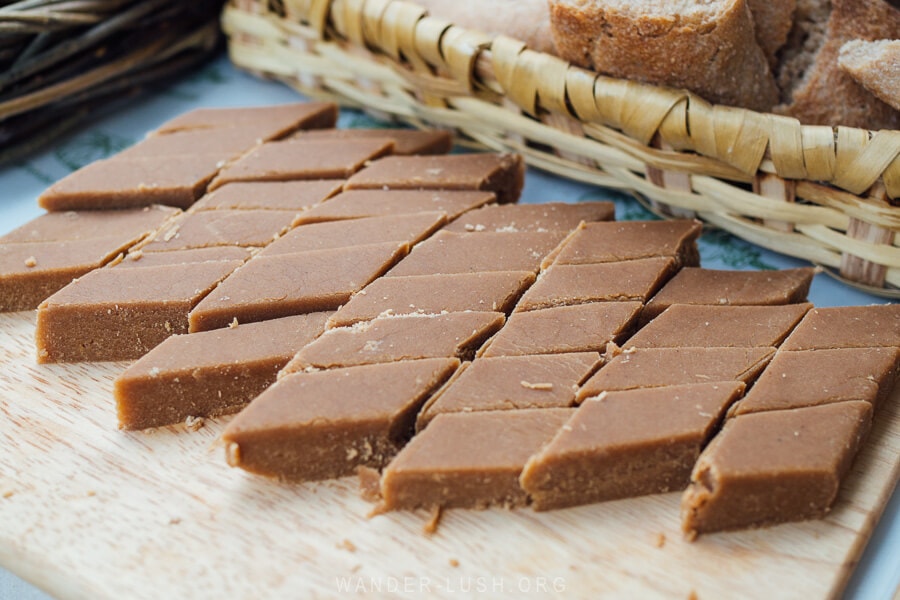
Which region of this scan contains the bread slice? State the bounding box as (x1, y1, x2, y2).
(748, 0, 798, 68)
(776, 0, 900, 128)
(839, 39, 900, 112)
(548, 0, 779, 111)
(415, 0, 556, 55)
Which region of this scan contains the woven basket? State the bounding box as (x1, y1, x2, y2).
(0, 0, 225, 165)
(222, 0, 900, 297)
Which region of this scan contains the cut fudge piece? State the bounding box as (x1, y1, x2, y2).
(681, 401, 873, 536)
(345, 153, 525, 204)
(222, 358, 460, 481)
(293, 128, 453, 155)
(116, 127, 270, 161)
(113, 246, 254, 268)
(378, 408, 574, 510)
(514, 257, 677, 312)
(36, 259, 243, 362)
(208, 139, 393, 190)
(442, 201, 614, 233)
(155, 102, 337, 135)
(625, 304, 812, 349)
(0, 205, 180, 311)
(386, 230, 566, 277)
(285, 312, 506, 370)
(191, 180, 343, 211)
(732, 347, 900, 416)
(0, 205, 179, 243)
(1, 237, 139, 312)
(328, 271, 535, 328)
(293, 190, 495, 225)
(480, 302, 642, 357)
(138, 210, 298, 252)
(780, 305, 900, 350)
(543, 220, 702, 269)
(577, 347, 775, 400)
(417, 352, 601, 428)
(189, 242, 407, 331)
(38, 155, 223, 210)
(114, 312, 331, 430)
(259, 213, 445, 256)
(521, 382, 745, 510)
(641, 267, 815, 322)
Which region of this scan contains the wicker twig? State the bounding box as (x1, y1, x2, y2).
(223, 0, 900, 295)
(0, 0, 224, 165)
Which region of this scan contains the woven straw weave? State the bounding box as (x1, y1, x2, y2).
(223, 0, 900, 296)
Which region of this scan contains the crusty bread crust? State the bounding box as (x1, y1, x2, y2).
(839, 40, 900, 112)
(778, 0, 900, 129)
(548, 0, 779, 112)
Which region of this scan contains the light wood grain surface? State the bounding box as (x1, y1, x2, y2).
(1, 310, 898, 600)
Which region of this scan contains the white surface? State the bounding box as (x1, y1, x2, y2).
(0, 55, 897, 600)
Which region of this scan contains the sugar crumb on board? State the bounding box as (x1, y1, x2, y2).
(337, 539, 357, 553)
(654, 532, 666, 548)
(449, 558, 460, 568)
(423, 506, 443, 535)
(185, 416, 205, 431)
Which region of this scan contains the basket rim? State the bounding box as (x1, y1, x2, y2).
(246, 0, 900, 202)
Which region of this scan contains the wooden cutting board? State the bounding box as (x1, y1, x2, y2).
(1, 310, 898, 600)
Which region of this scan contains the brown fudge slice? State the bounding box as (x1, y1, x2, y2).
(521, 382, 745, 510)
(191, 180, 343, 211)
(113, 246, 254, 268)
(208, 139, 394, 190)
(155, 102, 337, 135)
(38, 155, 223, 211)
(577, 347, 775, 400)
(293, 190, 495, 224)
(138, 210, 298, 252)
(443, 201, 614, 233)
(1, 237, 138, 312)
(189, 242, 407, 331)
(286, 312, 506, 370)
(378, 408, 574, 510)
(222, 358, 460, 481)
(780, 305, 900, 350)
(328, 271, 535, 328)
(36, 259, 243, 362)
(260, 213, 446, 256)
(417, 352, 602, 428)
(345, 153, 525, 204)
(293, 128, 453, 155)
(386, 230, 566, 277)
(625, 304, 812, 349)
(0, 205, 180, 311)
(543, 220, 702, 269)
(642, 267, 815, 322)
(117, 127, 270, 161)
(732, 347, 900, 416)
(0, 205, 179, 243)
(681, 401, 873, 536)
(515, 257, 678, 312)
(114, 312, 331, 430)
(480, 302, 642, 357)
